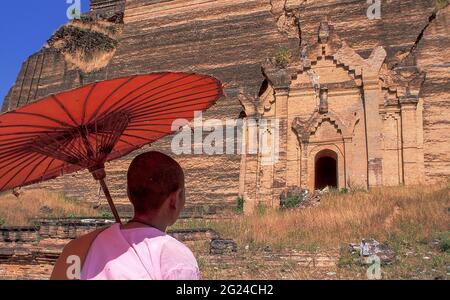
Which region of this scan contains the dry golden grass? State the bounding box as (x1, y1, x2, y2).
(0, 189, 98, 227)
(70, 19, 123, 39)
(63, 50, 117, 74)
(231, 183, 449, 250)
(175, 183, 450, 279)
(174, 183, 449, 251)
(48, 19, 122, 73)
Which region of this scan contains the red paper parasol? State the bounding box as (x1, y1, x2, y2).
(0, 72, 223, 223)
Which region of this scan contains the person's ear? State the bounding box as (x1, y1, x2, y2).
(169, 189, 183, 209)
(168, 189, 183, 210)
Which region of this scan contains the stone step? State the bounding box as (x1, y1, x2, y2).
(204, 252, 339, 268)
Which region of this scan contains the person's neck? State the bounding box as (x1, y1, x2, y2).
(125, 215, 168, 232)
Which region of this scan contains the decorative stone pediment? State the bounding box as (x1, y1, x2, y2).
(299, 22, 387, 82)
(379, 65, 425, 102)
(237, 83, 277, 118)
(293, 110, 353, 143)
(302, 22, 424, 105)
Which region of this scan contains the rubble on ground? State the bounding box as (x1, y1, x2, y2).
(210, 239, 238, 255)
(349, 239, 397, 265)
(280, 186, 321, 209)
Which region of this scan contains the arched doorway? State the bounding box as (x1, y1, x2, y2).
(315, 149, 338, 190)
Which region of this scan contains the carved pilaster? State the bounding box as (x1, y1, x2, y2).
(361, 48, 387, 187)
(271, 87, 289, 207)
(241, 118, 259, 215)
(257, 66, 291, 207)
(400, 96, 421, 185)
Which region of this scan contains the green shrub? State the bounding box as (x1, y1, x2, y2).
(280, 187, 306, 209)
(338, 244, 356, 268)
(275, 47, 292, 68)
(65, 212, 77, 219)
(284, 195, 303, 209)
(339, 188, 349, 194)
(236, 196, 244, 214)
(100, 210, 114, 219)
(0, 217, 4, 228)
(438, 232, 450, 253)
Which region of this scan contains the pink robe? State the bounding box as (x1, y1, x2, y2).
(81, 224, 199, 280)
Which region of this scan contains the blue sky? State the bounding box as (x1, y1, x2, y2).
(0, 1, 89, 108)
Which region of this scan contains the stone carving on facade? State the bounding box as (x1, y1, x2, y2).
(238, 22, 426, 213)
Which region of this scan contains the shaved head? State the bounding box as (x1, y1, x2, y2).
(127, 151, 185, 214)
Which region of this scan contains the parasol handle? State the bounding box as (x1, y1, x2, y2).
(99, 178, 122, 224)
(90, 167, 122, 224)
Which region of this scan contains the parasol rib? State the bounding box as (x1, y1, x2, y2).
(86, 75, 140, 124)
(118, 83, 219, 116)
(39, 158, 58, 181)
(130, 98, 218, 120)
(115, 75, 207, 113)
(7, 111, 75, 127)
(101, 78, 213, 118)
(124, 87, 220, 117)
(1, 153, 44, 190)
(95, 73, 199, 120)
(0, 152, 42, 185)
(0, 130, 68, 139)
(51, 95, 79, 126)
(87, 75, 154, 124)
(0, 148, 31, 163)
(21, 156, 50, 185)
(81, 83, 97, 125)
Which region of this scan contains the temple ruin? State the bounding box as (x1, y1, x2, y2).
(2, 0, 449, 215)
(239, 22, 427, 211)
(0, 0, 449, 280)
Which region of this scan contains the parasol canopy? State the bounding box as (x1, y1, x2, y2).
(0, 72, 223, 223)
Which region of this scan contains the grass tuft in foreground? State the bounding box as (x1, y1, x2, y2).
(0, 189, 98, 227)
(173, 183, 449, 252)
(173, 183, 449, 279)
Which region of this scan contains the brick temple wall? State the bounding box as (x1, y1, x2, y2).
(1, 1, 449, 212)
